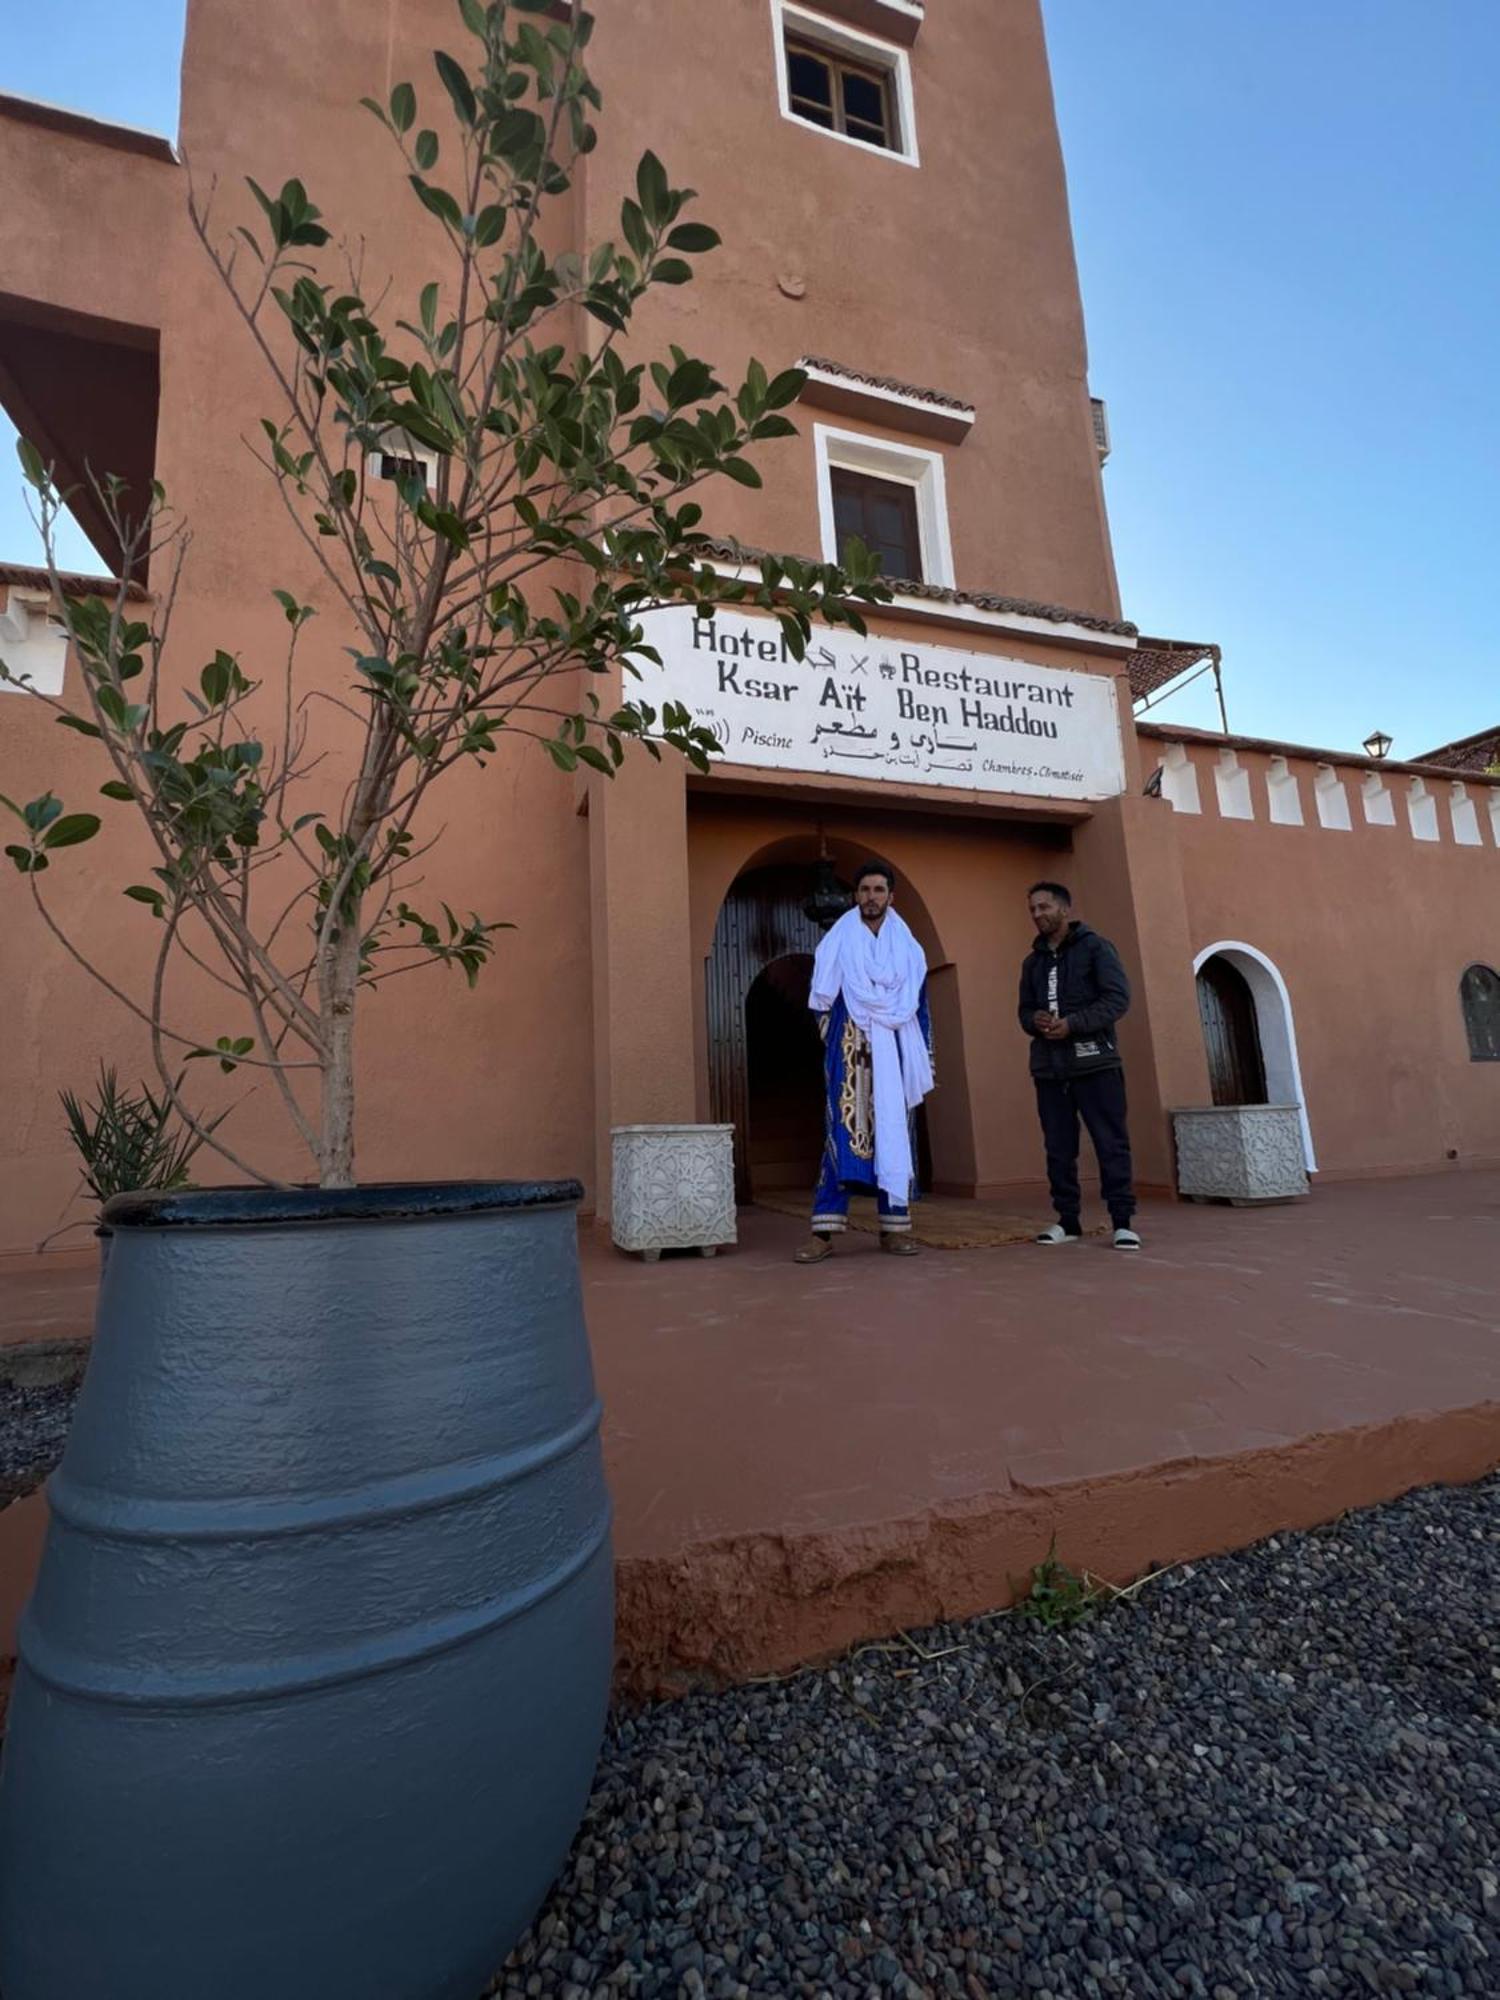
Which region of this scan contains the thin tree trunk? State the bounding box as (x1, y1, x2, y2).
(317, 918, 361, 1187)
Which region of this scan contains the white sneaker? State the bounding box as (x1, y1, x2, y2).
(1113, 1227, 1142, 1252)
(1035, 1224, 1082, 1245)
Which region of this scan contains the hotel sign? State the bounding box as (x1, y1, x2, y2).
(628, 608, 1127, 802)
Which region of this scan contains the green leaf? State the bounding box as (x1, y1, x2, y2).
(23, 794, 62, 833)
(472, 204, 506, 248)
(415, 129, 440, 170)
(410, 176, 463, 230)
(42, 813, 101, 850)
(635, 150, 670, 227)
(764, 367, 807, 409)
(720, 457, 762, 489)
(272, 589, 312, 627)
(201, 654, 235, 706)
(15, 437, 47, 489)
(434, 50, 478, 126)
(99, 781, 135, 801)
(651, 258, 693, 286)
(427, 507, 471, 551)
(56, 714, 103, 740)
(619, 199, 650, 265)
(124, 884, 166, 916)
(665, 222, 720, 253)
(4, 845, 43, 874)
(390, 81, 417, 133)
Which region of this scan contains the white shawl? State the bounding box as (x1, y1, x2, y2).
(809, 906, 934, 1203)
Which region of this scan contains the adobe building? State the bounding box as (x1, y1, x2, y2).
(2, 0, 1499, 1264)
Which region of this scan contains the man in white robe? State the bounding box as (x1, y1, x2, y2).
(794, 860, 934, 1264)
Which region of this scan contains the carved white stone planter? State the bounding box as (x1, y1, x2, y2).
(1171, 1105, 1309, 1204)
(610, 1124, 737, 1260)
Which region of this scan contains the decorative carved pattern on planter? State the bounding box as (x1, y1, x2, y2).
(611, 1125, 737, 1256)
(1172, 1105, 1309, 1203)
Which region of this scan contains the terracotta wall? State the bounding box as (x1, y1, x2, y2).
(0, 0, 1124, 1255)
(1148, 732, 1500, 1177)
(583, 0, 1120, 618)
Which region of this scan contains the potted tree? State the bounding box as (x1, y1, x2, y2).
(0, 6, 884, 1997)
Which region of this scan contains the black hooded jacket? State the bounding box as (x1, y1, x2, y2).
(1018, 921, 1131, 1078)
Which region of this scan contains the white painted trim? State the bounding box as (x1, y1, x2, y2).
(0, 588, 69, 697)
(1160, 740, 1201, 814)
(799, 362, 974, 428)
(771, 0, 920, 168)
(1449, 781, 1482, 847)
(1193, 941, 1317, 1171)
(813, 421, 954, 587)
(1406, 776, 1439, 842)
(1266, 754, 1304, 826)
(692, 556, 1136, 653)
(1313, 762, 1352, 831)
(1213, 747, 1253, 821)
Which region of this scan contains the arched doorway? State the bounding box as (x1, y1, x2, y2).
(1192, 941, 1316, 1170)
(1459, 963, 1500, 1061)
(1196, 956, 1267, 1106)
(706, 864, 829, 1196)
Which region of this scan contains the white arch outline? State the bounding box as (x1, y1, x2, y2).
(1192, 940, 1317, 1171)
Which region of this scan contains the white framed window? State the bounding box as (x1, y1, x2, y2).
(771, 1, 919, 166)
(363, 428, 436, 491)
(813, 423, 952, 587)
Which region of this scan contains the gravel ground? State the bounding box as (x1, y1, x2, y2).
(0, 1378, 78, 1504)
(494, 1475, 1500, 2000)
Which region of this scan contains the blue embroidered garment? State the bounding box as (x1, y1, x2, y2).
(812, 986, 932, 1216)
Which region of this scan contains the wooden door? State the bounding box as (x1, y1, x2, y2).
(1196, 956, 1268, 1107)
(706, 867, 831, 1197)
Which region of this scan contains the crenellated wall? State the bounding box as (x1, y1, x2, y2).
(1139, 724, 1500, 1179)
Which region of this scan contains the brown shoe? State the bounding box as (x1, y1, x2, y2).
(880, 1233, 920, 1256)
(793, 1235, 835, 1264)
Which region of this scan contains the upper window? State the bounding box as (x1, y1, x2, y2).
(785, 40, 895, 148)
(773, 3, 919, 166)
(1460, 963, 1500, 1061)
(813, 424, 953, 587)
(830, 467, 921, 580)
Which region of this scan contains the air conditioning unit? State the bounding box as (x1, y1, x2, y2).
(1090, 396, 1111, 466)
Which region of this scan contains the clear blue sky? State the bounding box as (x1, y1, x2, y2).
(2, 0, 1496, 757)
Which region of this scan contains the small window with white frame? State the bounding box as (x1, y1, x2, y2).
(813, 424, 952, 587)
(772, 2, 918, 165)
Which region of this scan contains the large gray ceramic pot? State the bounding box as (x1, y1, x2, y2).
(0, 1180, 612, 2000)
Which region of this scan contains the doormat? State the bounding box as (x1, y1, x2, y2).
(754, 1192, 1106, 1250)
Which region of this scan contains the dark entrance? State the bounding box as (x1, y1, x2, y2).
(1196, 955, 1268, 1106)
(707, 865, 828, 1197)
(744, 955, 825, 1194)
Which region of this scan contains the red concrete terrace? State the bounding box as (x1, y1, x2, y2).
(4, 1174, 1499, 1696)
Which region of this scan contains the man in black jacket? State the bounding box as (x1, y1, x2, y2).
(1018, 881, 1141, 1251)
